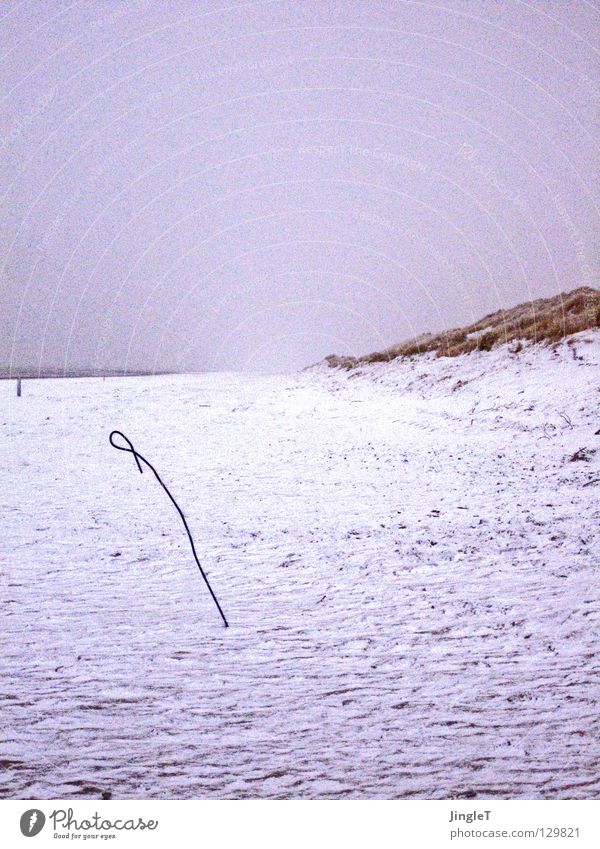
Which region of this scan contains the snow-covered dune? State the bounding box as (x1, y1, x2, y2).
(1, 332, 599, 799)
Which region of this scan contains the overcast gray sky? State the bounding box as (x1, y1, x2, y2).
(1, 1, 598, 373)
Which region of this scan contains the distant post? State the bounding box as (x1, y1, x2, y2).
(17, 377, 22, 397)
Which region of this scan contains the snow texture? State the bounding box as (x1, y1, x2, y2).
(1, 332, 599, 799)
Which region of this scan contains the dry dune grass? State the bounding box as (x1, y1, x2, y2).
(325, 287, 600, 369)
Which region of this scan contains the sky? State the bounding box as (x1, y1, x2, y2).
(0, 0, 598, 373)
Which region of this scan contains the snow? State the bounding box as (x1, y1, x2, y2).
(466, 325, 493, 340)
(1, 331, 599, 799)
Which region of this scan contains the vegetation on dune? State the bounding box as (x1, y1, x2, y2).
(324, 287, 600, 369)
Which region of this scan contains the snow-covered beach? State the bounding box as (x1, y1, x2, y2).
(1, 332, 599, 799)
